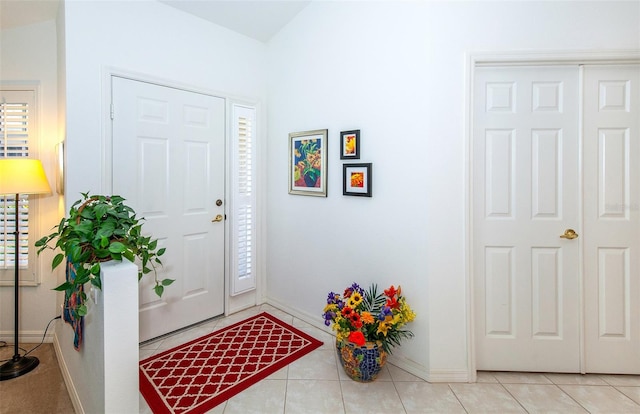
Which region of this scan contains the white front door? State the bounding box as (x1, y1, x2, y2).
(583, 64, 640, 374)
(111, 77, 226, 342)
(473, 66, 581, 372)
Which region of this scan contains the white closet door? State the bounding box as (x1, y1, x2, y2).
(474, 66, 581, 372)
(583, 64, 640, 374)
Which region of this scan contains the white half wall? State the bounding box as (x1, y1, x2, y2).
(265, 1, 640, 380)
(54, 260, 138, 414)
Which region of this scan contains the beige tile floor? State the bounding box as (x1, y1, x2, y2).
(139, 304, 640, 413)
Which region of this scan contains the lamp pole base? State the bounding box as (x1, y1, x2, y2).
(0, 355, 40, 381)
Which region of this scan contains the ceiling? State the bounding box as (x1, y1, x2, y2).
(159, 0, 311, 42)
(0, 0, 61, 30)
(0, 0, 311, 43)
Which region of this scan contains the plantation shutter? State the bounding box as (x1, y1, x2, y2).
(230, 104, 256, 295)
(1, 89, 36, 276)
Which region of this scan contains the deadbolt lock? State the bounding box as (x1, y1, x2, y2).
(216, 199, 223, 207)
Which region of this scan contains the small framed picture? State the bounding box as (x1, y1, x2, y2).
(340, 130, 360, 159)
(343, 163, 372, 197)
(289, 129, 328, 197)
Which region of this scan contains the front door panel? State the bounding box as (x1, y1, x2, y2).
(112, 77, 225, 342)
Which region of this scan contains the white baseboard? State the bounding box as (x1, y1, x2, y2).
(53, 332, 83, 414)
(426, 369, 471, 383)
(266, 297, 452, 382)
(0, 330, 54, 344)
(266, 297, 327, 332)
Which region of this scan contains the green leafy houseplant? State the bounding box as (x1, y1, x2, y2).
(36, 192, 174, 316)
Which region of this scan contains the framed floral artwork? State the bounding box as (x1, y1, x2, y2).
(343, 163, 372, 197)
(289, 129, 328, 196)
(340, 130, 360, 159)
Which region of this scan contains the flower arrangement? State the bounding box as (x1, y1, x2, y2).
(322, 282, 416, 353)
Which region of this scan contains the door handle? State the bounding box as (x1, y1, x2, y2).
(560, 229, 578, 239)
(211, 214, 224, 223)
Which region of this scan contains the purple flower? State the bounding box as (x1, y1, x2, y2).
(378, 306, 392, 321)
(326, 292, 340, 304)
(350, 282, 364, 295)
(322, 310, 336, 326)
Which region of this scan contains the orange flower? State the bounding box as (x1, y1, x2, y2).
(350, 172, 364, 188)
(361, 311, 374, 324)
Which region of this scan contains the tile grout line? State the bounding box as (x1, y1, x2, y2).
(447, 383, 471, 414)
(611, 385, 640, 408)
(498, 382, 532, 413)
(545, 381, 591, 413)
(333, 344, 348, 414)
(282, 374, 289, 414)
(549, 373, 640, 411)
(389, 374, 409, 414)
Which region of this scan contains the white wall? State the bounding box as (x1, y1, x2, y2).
(61, 0, 269, 313)
(266, 1, 640, 380)
(0, 19, 62, 342)
(63, 0, 268, 200)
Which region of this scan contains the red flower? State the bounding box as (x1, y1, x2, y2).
(384, 285, 399, 298)
(350, 313, 363, 329)
(348, 331, 366, 347)
(385, 296, 399, 309)
(342, 307, 354, 318)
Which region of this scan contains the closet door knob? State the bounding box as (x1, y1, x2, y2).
(560, 229, 578, 239)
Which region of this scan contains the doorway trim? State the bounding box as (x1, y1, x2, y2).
(465, 50, 640, 381)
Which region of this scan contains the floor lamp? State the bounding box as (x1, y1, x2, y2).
(0, 159, 51, 381)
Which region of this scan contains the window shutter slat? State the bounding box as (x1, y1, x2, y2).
(1, 102, 30, 158)
(1, 93, 35, 271)
(231, 105, 257, 295)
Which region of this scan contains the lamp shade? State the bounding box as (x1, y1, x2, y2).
(0, 159, 52, 196)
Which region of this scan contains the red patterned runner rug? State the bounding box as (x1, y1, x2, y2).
(139, 312, 323, 414)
